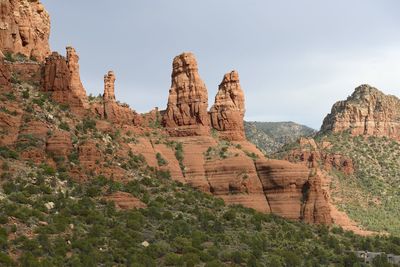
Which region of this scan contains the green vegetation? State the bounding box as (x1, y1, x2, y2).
(156, 153, 168, 166)
(316, 133, 400, 235)
(1, 158, 400, 266)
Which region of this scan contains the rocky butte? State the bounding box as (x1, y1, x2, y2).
(0, 0, 333, 226)
(321, 84, 400, 140)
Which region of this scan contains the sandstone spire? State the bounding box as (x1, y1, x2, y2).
(163, 52, 210, 136)
(99, 70, 140, 125)
(66, 46, 88, 107)
(321, 84, 400, 140)
(0, 0, 51, 61)
(104, 71, 116, 101)
(210, 70, 246, 141)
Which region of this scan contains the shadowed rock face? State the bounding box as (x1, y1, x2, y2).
(42, 47, 88, 114)
(321, 84, 400, 140)
(0, 0, 51, 61)
(163, 52, 210, 136)
(210, 70, 245, 141)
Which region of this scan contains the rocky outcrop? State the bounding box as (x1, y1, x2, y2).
(42, 47, 88, 114)
(0, 0, 51, 61)
(163, 52, 210, 136)
(104, 192, 147, 210)
(321, 85, 400, 140)
(98, 71, 141, 125)
(46, 130, 72, 158)
(255, 159, 329, 223)
(210, 71, 246, 141)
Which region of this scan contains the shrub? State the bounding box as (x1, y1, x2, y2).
(156, 153, 167, 166)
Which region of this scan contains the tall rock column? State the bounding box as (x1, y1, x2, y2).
(66, 46, 88, 109)
(98, 70, 140, 125)
(210, 70, 246, 141)
(0, 0, 51, 61)
(163, 52, 210, 136)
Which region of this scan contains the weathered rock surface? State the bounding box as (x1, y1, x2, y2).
(98, 71, 141, 125)
(0, 61, 10, 88)
(256, 159, 317, 222)
(46, 130, 72, 158)
(104, 192, 147, 210)
(321, 84, 400, 140)
(210, 70, 246, 141)
(163, 53, 210, 136)
(0, 0, 51, 61)
(42, 48, 88, 114)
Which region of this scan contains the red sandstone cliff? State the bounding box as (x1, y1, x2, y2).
(0, 0, 51, 61)
(42, 47, 89, 114)
(321, 84, 400, 140)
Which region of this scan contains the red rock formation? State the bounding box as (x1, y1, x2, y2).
(255, 159, 331, 224)
(205, 156, 270, 213)
(99, 71, 141, 125)
(302, 174, 332, 224)
(163, 52, 210, 136)
(78, 140, 102, 170)
(46, 130, 72, 158)
(43, 48, 88, 114)
(0, 61, 10, 88)
(7, 62, 41, 85)
(0, 0, 51, 61)
(104, 192, 147, 210)
(66, 47, 88, 107)
(321, 84, 400, 140)
(210, 70, 246, 141)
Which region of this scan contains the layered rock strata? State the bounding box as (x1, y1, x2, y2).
(0, 0, 51, 61)
(321, 84, 400, 140)
(163, 52, 210, 136)
(210, 70, 246, 141)
(42, 47, 88, 114)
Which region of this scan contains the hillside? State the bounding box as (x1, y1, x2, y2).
(275, 85, 400, 236)
(0, 78, 398, 266)
(244, 121, 316, 154)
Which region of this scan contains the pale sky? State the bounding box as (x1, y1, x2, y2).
(41, 0, 400, 129)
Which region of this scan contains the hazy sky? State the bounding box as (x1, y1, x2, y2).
(41, 0, 400, 129)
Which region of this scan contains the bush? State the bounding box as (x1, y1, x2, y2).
(156, 153, 168, 166)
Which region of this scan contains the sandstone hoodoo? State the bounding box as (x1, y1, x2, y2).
(321, 84, 400, 140)
(0, 0, 51, 61)
(42, 47, 89, 114)
(163, 52, 210, 136)
(210, 70, 246, 141)
(97, 70, 141, 125)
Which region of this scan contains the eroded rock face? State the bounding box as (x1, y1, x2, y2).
(163, 52, 210, 136)
(0, 0, 51, 61)
(255, 159, 309, 221)
(104, 192, 147, 210)
(321, 84, 400, 140)
(0, 60, 10, 89)
(210, 71, 245, 141)
(42, 48, 88, 114)
(46, 130, 72, 158)
(97, 71, 141, 125)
